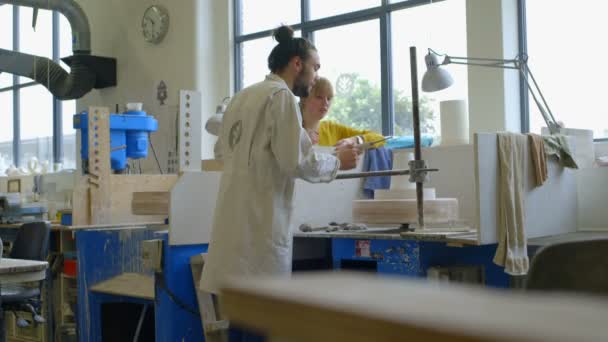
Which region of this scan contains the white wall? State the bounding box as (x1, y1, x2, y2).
(577, 168, 608, 230)
(75, 0, 232, 173)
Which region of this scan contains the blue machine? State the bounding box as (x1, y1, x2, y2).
(73, 110, 158, 171)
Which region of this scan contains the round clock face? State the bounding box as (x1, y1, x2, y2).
(142, 5, 169, 44)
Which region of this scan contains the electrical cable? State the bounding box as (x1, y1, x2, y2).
(148, 132, 163, 174)
(155, 272, 200, 317)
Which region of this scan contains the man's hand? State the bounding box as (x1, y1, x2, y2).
(336, 145, 359, 170)
(334, 137, 358, 150)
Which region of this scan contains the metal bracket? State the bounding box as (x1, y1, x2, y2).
(178, 90, 202, 172)
(409, 159, 431, 183)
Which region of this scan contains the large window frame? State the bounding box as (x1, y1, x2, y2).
(518, 0, 606, 141)
(233, 0, 447, 136)
(0, 6, 67, 167)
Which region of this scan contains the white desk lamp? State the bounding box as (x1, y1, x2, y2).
(205, 97, 230, 136)
(421, 49, 561, 134)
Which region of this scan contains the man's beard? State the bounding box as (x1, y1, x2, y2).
(293, 71, 311, 97)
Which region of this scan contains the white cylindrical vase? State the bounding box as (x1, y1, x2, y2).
(440, 99, 469, 146)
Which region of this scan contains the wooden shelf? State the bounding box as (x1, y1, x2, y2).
(90, 273, 154, 300)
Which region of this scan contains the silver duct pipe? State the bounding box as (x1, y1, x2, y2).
(0, 0, 90, 53)
(0, 49, 96, 99)
(0, 0, 116, 100)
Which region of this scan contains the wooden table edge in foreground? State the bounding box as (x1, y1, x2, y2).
(221, 271, 608, 342)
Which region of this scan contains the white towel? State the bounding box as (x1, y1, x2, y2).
(493, 133, 529, 275)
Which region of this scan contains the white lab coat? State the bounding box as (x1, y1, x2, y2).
(200, 74, 339, 294)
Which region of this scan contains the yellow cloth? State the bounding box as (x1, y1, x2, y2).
(317, 120, 385, 147)
(493, 132, 529, 276)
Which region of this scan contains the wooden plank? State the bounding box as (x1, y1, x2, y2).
(201, 159, 223, 172)
(222, 272, 608, 342)
(352, 198, 459, 224)
(190, 254, 229, 342)
(72, 174, 178, 226)
(88, 107, 112, 225)
(72, 176, 89, 226)
(132, 192, 170, 215)
(109, 175, 178, 224)
(90, 273, 154, 300)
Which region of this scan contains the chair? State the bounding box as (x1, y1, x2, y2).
(1, 221, 51, 329)
(525, 238, 608, 296)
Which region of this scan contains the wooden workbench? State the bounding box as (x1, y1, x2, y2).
(222, 272, 608, 342)
(294, 226, 478, 245)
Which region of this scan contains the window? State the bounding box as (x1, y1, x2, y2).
(391, 1, 468, 137)
(0, 5, 12, 89)
(233, 0, 467, 139)
(309, 0, 380, 20)
(314, 20, 382, 133)
(59, 14, 77, 170)
(0, 5, 76, 171)
(0, 92, 13, 171)
(241, 31, 302, 88)
(238, 0, 300, 35)
(522, 0, 608, 139)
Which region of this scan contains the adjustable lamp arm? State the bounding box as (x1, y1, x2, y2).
(427, 49, 561, 134)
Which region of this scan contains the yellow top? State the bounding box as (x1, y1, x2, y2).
(318, 120, 385, 147)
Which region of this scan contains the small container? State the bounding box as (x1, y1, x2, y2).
(60, 211, 73, 226)
(63, 259, 77, 277)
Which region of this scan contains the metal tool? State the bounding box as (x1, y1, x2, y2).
(299, 222, 368, 233)
(299, 224, 328, 232)
(335, 167, 438, 180)
(356, 136, 394, 150)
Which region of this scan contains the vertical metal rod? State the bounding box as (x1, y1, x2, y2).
(13, 5, 20, 167)
(132, 304, 148, 342)
(409, 46, 424, 229)
(380, 10, 394, 136)
(53, 10, 63, 165)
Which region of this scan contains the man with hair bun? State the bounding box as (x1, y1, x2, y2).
(201, 25, 358, 302)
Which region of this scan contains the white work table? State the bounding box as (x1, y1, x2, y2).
(222, 272, 608, 342)
(0, 258, 48, 284)
(529, 231, 608, 246)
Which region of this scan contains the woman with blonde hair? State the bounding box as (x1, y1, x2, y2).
(300, 76, 385, 149)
